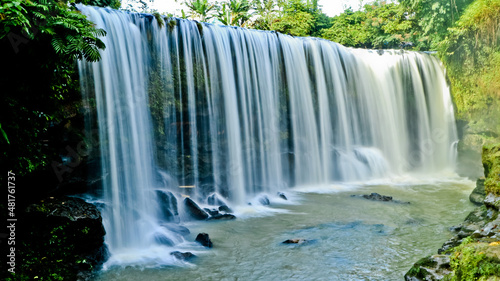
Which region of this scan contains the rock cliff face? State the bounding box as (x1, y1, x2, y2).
(14, 196, 107, 281)
(406, 143, 500, 280)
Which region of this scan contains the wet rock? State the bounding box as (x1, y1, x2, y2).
(203, 208, 219, 216)
(351, 192, 410, 204)
(207, 193, 226, 206)
(170, 251, 196, 261)
(363, 193, 392, 201)
(161, 223, 190, 236)
(157, 190, 179, 223)
(471, 217, 500, 239)
(195, 233, 213, 248)
(484, 193, 500, 210)
(218, 205, 233, 213)
(438, 236, 462, 254)
(258, 195, 270, 205)
(184, 198, 209, 220)
(207, 214, 236, 221)
(154, 233, 174, 246)
(470, 178, 486, 205)
(282, 238, 310, 244)
(404, 255, 452, 281)
(277, 192, 288, 200)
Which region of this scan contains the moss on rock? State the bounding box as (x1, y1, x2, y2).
(483, 144, 500, 195)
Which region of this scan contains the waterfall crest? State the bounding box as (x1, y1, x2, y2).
(78, 6, 458, 255)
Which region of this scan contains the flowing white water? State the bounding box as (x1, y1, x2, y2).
(78, 6, 459, 266)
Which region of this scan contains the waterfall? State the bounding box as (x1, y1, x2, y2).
(78, 6, 458, 256)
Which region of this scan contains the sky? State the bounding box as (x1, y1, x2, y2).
(124, 0, 374, 17)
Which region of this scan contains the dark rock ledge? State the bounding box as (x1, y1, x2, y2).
(14, 196, 107, 281)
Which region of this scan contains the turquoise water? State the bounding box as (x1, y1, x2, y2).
(96, 178, 475, 281)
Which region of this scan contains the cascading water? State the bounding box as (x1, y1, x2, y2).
(77, 6, 458, 261)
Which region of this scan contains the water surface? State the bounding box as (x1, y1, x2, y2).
(97, 178, 474, 281)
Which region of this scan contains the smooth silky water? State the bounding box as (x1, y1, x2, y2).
(96, 178, 474, 281)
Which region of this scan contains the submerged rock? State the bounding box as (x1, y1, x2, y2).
(351, 192, 410, 204)
(277, 192, 288, 200)
(195, 233, 213, 248)
(170, 251, 196, 261)
(184, 198, 209, 220)
(282, 238, 315, 245)
(161, 223, 190, 236)
(154, 233, 174, 246)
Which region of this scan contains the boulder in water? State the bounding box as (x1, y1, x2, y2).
(195, 233, 213, 248)
(277, 192, 288, 200)
(171, 251, 196, 261)
(258, 195, 270, 205)
(184, 198, 209, 220)
(282, 238, 313, 245)
(363, 193, 392, 201)
(351, 193, 410, 204)
(157, 190, 179, 222)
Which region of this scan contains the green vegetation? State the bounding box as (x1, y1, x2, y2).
(0, 0, 109, 176)
(483, 144, 500, 195)
(321, 3, 414, 49)
(439, 0, 500, 140)
(444, 239, 500, 280)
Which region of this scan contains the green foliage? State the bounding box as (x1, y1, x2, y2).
(0, 0, 106, 176)
(76, 0, 121, 9)
(216, 0, 252, 27)
(321, 2, 414, 49)
(152, 11, 165, 28)
(482, 144, 500, 195)
(445, 239, 500, 280)
(400, 0, 474, 50)
(183, 0, 216, 21)
(438, 0, 500, 139)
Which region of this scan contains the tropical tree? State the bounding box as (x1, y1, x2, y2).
(250, 0, 278, 30)
(400, 0, 474, 49)
(217, 0, 252, 26)
(271, 0, 316, 36)
(183, 0, 216, 21)
(0, 0, 107, 176)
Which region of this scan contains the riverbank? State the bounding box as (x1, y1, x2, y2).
(405, 143, 500, 280)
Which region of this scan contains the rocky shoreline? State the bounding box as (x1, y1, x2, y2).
(405, 144, 500, 280)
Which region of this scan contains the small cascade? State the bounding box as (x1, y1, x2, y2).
(78, 6, 458, 256)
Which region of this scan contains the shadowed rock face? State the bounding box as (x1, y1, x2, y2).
(184, 198, 209, 220)
(195, 233, 213, 248)
(19, 196, 107, 280)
